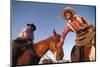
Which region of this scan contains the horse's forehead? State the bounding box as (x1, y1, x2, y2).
(53, 34, 59, 39)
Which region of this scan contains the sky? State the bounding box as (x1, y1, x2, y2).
(12, 1, 96, 62)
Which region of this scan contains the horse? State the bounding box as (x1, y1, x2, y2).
(71, 27, 96, 62)
(12, 30, 64, 66)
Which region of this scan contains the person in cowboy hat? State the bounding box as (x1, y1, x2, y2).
(14, 23, 36, 46)
(17, 23, 36, 43)
(12, 23, 36, 65)
(56, 7, 95, 61)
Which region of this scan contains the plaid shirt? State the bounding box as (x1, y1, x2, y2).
(60, 15, 92, 42)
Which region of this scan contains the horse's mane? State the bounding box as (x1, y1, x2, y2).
(34, 33, 60, 45)
(33, 32, 60, 49)
(34, 36, 53, 45)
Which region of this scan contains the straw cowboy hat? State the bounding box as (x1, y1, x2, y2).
(62, 7, 76, 19)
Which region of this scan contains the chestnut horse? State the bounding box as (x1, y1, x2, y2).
(12, 30, 64, 66)
(71, 27, 96, 62)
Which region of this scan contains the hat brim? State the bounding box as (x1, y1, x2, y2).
(62, 9, 75, 19)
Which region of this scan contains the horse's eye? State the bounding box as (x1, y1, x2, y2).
(58, 34, 61, 38)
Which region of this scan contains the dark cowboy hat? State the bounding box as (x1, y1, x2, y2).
(27, 23, 36, 31)
(62, 7, 76, 19)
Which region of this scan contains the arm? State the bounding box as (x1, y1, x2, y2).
(81, 16, 94, 28)
(57, 24, 71, 47)
(55, 24, 70, 60)
(23, 31, 31, 40)
(61, 25, 70, 42)
(22, 27, 33, 40)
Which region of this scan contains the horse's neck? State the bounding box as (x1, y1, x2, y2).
(33, 37, 52, 57)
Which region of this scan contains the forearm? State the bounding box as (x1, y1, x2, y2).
(57, 31, 68, 48)
(61, 31, 67, 41)
(57, 24, 70, 48)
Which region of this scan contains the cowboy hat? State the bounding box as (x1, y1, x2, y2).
(27, 23, 36, 31)
(62, 7, 75, 19)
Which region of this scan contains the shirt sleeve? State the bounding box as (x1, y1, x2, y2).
(19, 27, 33, 40)
(76, 15, 83, 23)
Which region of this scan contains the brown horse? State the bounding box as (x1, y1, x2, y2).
(12, 30, 64, 66)
(71, 27, 96, 62)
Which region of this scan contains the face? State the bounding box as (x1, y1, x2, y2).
(49, 30, 60, 53)
(50, 30, 64, 60)
(28, 26, 34, 31)
(65, 12, 73, 20)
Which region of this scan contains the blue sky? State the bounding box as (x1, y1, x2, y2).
(12, 1, 96, 60)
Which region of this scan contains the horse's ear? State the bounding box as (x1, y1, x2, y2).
(53, 29, 57, 35)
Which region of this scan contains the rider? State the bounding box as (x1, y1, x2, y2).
(13, 23, 36, 52)
(56, 7, 95, 61)
(15, 23, 36, 47)
(12, 23, 36, 65)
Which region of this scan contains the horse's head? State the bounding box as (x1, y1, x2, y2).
(49, 29, 64, 61)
